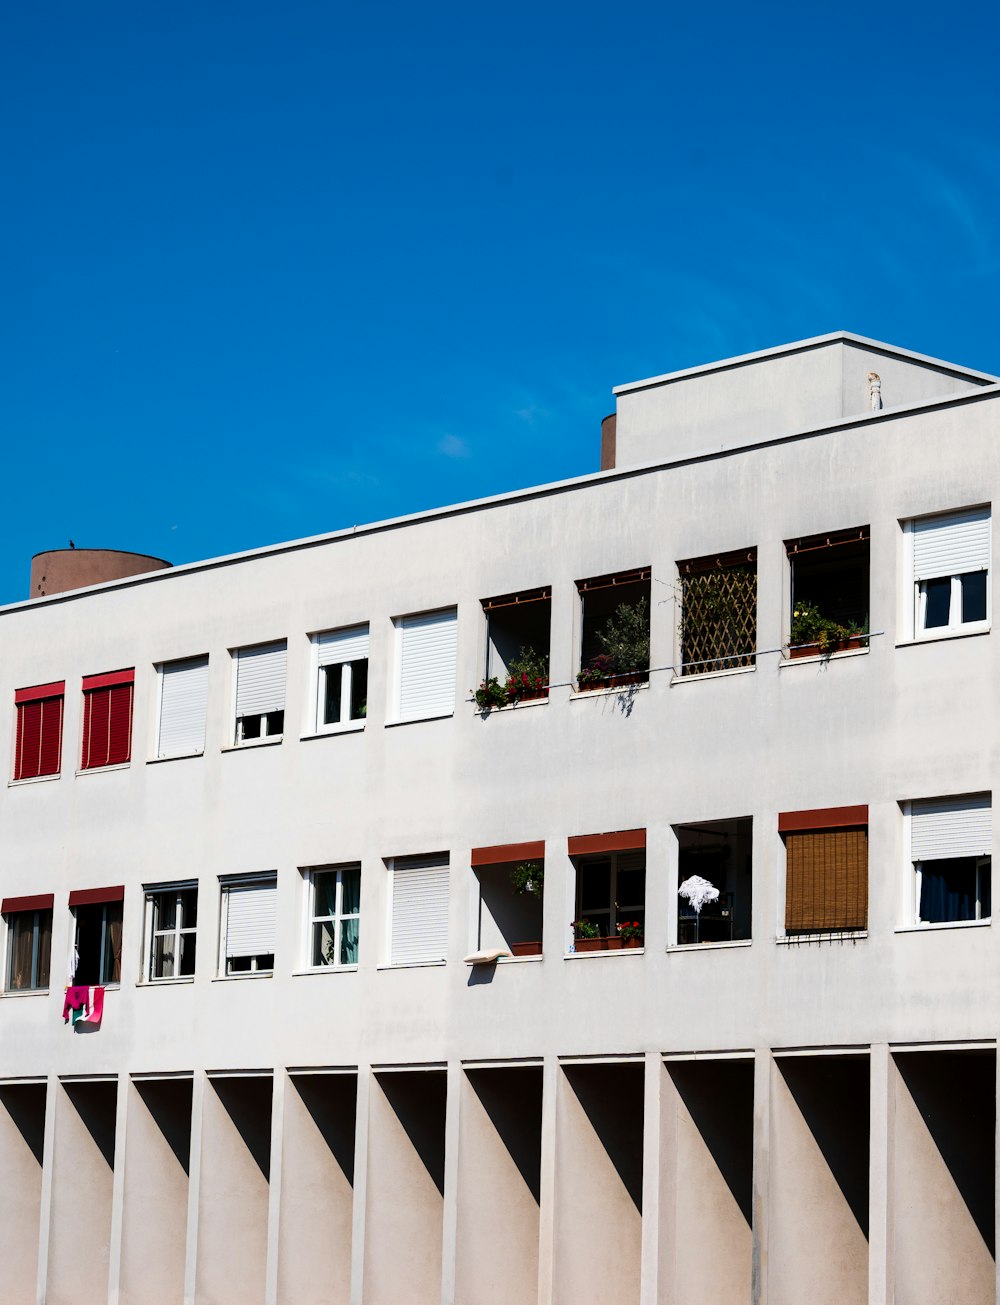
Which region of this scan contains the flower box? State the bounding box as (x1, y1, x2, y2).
(788, 634, 867, 660)
(574, 936, 642, 952)
(575, 671, 647, 693)
(511, 940, 542, 957)
(510, 686, 549, 704)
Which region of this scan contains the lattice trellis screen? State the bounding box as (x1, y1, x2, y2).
(680, 556, 757, 675)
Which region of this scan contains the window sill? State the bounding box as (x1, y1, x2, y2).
(212, 971, 274, 982)
(668, 938, 753, 953)
(779, 648, 869, 668)
(498, 953, 544, 963)
(291, 965, 359, 976)
(671, 665, 755, 686)
(221, 737, 283, 753)
(376, 959, 447, 970)
(1, 988, 49, 998)
(137, 976, 196, 986)
(300, 724, 365, 742)
(476, 696, 550, 714)
(147, 750, 204, 765)
(569, 682, 650, 702)
(564, 947, 645, 959)
(76, 762, 131, 776)
(384, 712, 454, 728)
(8, 772, 61, 787)
(897, 627, 991, 648)
(776, 931, 867, 944)
(895, 919, 991, 934)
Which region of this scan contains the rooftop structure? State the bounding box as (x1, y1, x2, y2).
(0, 334, 997, 1305)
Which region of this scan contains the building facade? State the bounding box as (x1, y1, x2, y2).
(0, 332, 998, 1304)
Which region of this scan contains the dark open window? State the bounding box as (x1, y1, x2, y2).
(787, 527, 869, 656)
(676, 817, 753, 943)
(472, 841, 545, 957)
(481, 588, 551, 702)
(576, 569, 651, 691)
(70, 888, 124, 985)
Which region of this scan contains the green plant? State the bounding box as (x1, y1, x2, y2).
(573, 918, 600, 939)
(505, 645, 549, 701)
(596, 598, 650, 675)
(789, 602, 864, 652)
(509, 860, 543, 897)
(576, 653, 616, 689)
(474, 676, 508, 711)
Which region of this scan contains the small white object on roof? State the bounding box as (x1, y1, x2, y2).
(463, 947, 511, 965)
(678, 876, 720, 914)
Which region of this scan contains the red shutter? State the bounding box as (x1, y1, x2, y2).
(82, 681, 133, 769)
(14, 694, 64, 781)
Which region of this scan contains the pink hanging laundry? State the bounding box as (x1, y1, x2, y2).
(83, 986, 105, 1025)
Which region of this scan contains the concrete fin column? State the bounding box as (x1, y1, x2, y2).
(276, 1071, 357, 1305)
(118, 1076, 193, 1305)
(768, 1054, 869, 1305)
(454, 1064, 544, 1304)
(0, 1081, 46, 1305)
(892, 1048, 996, 1305)
(553, 1061, 644, 1305)
(362, 1067, 447, 1305)
(660, 1058, 754, 1305)
(195, 1073, 273, 1305)
(47, 1077, 118, 1305)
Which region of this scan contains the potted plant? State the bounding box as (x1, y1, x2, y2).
(615, 919, 644, 949)
(572, 918, 603, 952)
(505, 646, 549, 703)
(789, 603, 868, 659)
(473, 676, 509, 712)
(576, 599, 650, 691)
(509, 860, 543, 955)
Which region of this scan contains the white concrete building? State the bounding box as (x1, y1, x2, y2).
(1, 331, 999, 1305)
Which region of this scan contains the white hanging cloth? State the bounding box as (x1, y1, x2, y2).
(678, 875, 720, 914)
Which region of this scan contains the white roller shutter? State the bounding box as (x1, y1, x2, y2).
(235, 642, 287, 715)
(225, 879, 277, 958)
(397, 610, 457, 720)
(158, 657, 209, 757)
(316, 625, 369, 666)
(391, 856, 450, 964)
(913, 509, 990, 582)
(911, 795, 992, 861)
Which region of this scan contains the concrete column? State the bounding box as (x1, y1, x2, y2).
(47, 1077, 118, 1305)
(639, 1052, 662, 1305)
(751, 1049, 769, 1305)
(439, 1061, 462, 1304)
(119, 1076, 193, 1305)
(0, 1081, 46, 1305)
(348, 1066, 371, 1305)
(867, 1044, 893, 1305)
(182, 1070, 206, 1305)
(194, 1073, 273, 1305)
(275, 1071, 357, 1305)
(264, 1067, 284, 1305)
(644, 827, 672, 954)
(536, 1056, 558, 1305)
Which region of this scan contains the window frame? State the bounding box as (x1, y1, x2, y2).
(303, 864, 361, 969)
(904, 509, 991, 641)
(778, 807, 869, 939)
(218, 873, 277, 977)
(143, 881, 199, 982)
(391, 608, 458, 724)
(571, 848, 646, 949)
(72, 899, 124, 987)
(904, 796, 992, 927)
(80, 669, 135, 771)
(4, 906, 53, 992)
(154, 656, 209, 759)
(12, 681, 65, 782)
(311, 626, 369, 735)
(232, 642, 287, 747)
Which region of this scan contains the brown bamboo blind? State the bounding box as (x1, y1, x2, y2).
(785, 827, 868, 933)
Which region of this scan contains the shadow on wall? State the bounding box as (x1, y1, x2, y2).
(466, 1066, 544, 1204)
(289, 1073, 357, 1184)
(668, 1059, 754, 1225)
(65, 1080, 118, 1170)
(563, 1062, 644, 1210)
(377, 1070, 447, 1196)
(212, 1076, 273, 1180)
(0, 1084, 46, 1166)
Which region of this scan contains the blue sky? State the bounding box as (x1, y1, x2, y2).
(2, 0, 999, 604)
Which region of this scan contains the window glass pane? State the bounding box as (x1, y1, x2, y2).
(341, 915, 360, 964)
(180, 888, 198, 928)
(153, 934, 176, 978)
(104, 904, 123, 984)
(7, 915, 35, 990)
(179, 933, 196, 976)
(578, 859, 611, 913)
(322, 666, 344, 725)
(350, 661, 368, 720)
(312, 920, 336, 966)
(265, 710, 284, 736)
(923, 577, 951, 628)
(155, 893, 177, 932)
(918, 858, 978, 922)
(240, 714, 263, 740)
(229, 955, 251, 973)
(37, 912, 51, 988)
(980, 861, 991, 920)
(313, 872, 338, 919)
(341, 866, 361, 915)
(616, 865, 646, 907)
(960, 571, 988, 623)
(258, 953, 275, 971)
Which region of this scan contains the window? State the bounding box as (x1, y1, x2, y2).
(69, 888, 124, 985)
(157, 657, 209, 757)
(81, 670, 134, 769)
(3, 895, 53, 991)
(569, 830, 646, 947)
(144, 883, 198, 979)
(908, 507, 990, 638)
(787, 527, 869, 657)
(576, 569, 650, 690)
(909, 794, 991, 925)
(471, 841, 545, 957)
(388, 855, 449, 964)
(481, 588, 551, 702)
(13, 681, 64, 780)
(676, 817, 752, 943)
(678, 550, 756, 675)
(313, 626, 368, 731)
(393, 609, 457, 721)
(780, 808, 868, 935)
(220, 874, 276, 974)
(234, 642, 286, 744)
(305, 865, 361, 966)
